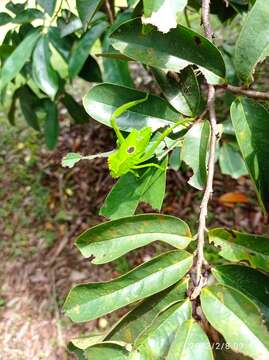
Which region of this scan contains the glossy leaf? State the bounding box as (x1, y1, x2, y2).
(61, 93, 89, 124)
(201, 285, 269, 359)
(12, 9, 44, 24)
(79, 55, 102, 83)
(76, 0, 103, 29)
(219, 143, 248, 179)
(5, 2, 25, 14)
(32, 35, 59, 99)
(111, 18, 225, 77)
(17, 86, 40, 131)
(142, 0, 187, 33)
(133, 300, 191, 359)
(58, 14, 82, 38)
(37, 0, 57, 16)
(76, 213, 192, 263)
(167, 319, 213, 360)
(69, 21, 107, 80)
(100, 158, 167, 219)
(102, 11, 134, 87)
(230, 97, 269, 214)
(48, 27, 72, 61)
(151, 66, 201, 116)
(64, 250, 193, 322)
(83, 83, 181, 132)
(181, 121, 210, 190)
(0, 29, 40, 91)
(209, 228, 269, 272)
(0, 13, 12, 26)
(85, 343, 130, 359)
(234, 0, 269, 84)
(106, 279, 188, 343)
(213, 264, 269, 327)
(43, 100, 59, 150)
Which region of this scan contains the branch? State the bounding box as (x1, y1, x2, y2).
(217, 84, 269, 101)
(192, 0, 217, 296)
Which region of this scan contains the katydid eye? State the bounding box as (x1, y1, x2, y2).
(127, 146, 135, 153)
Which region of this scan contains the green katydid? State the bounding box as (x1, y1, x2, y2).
(62, 94, 191, 177)
(108, 94, 191, 178)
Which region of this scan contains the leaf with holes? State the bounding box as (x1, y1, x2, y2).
(209, 228, 269, 272)
(151, 66, 201, 116)
(142, 0, 187, 33)
(64, 250, 193, 322)
(76, 213, 192, 263)
(111, 18, 225, 78)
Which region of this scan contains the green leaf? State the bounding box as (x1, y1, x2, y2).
(209, 228, 269, 273)
(78, 55, 102, 83)
(7, 89, 19, 126)
(5, 1, 25, 14)
(169, 147, 181, 171)
(100, 158, 167, 219)
(32, 35, 59, 99)
(167, 319, 213, 360)
(61, 93, 89, 124)
(76, 214, 192, 263)
(62, 151, 112, 168)
(83, 83, 181, 132)
(106, 279, 188, 343)
(12, 9, 44, 24)
(0, 29, 40, 91)
(219, 143, 248, 179)
(234, 0, 269, 84)
(17, 85, 40, 131)
(151, 66, 201, 117)
(69, 21, 107, 80)
(111, 18, 225, 78)
(181, 121, 210, 190)
(141, 160, 167, 210)
(43, 100, 59, 150)
(48, 27, 72, 61)
(64, 250, 193, 322)
(76, 0, 103, 29)
(213, 264, 269, 327)
(0, 13, 12, 26)
(37, 0, 57, 16)
(85, 343, 130, 359)
(230, 97, 269, 214)
(201, 285, 269, 359)
(133, 300, 191, 359)
(142, 0, 187, 33)
(58, 14, 82, 37)
(101, 10, 134, 87)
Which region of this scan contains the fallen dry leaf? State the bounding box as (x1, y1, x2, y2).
(218, 192, 249, 207)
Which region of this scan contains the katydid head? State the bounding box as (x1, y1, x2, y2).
(108, 127, 152, 178)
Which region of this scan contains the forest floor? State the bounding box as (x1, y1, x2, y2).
(0, 97, 267, 359)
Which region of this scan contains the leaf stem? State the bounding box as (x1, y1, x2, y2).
(192, 0, 217, 296)
(217, 84, 269, 101)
